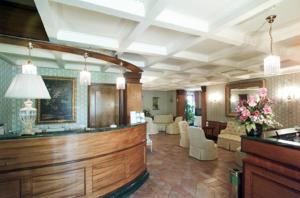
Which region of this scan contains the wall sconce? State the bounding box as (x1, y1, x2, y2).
(278, 86, 300, 102)
(209, 92, 222, 103)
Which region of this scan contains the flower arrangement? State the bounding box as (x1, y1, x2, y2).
(236, 88, 281, 134)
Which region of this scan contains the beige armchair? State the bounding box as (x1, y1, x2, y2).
(188, 127, 217, 160)
(178, 121, 189, 148)
(145, 117, 158, 134)
(217, 121, 246, 151)
(166, 116, 183, 134)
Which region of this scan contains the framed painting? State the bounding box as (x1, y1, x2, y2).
(37, 76, 76, 124)
(152, 97, 159, 110)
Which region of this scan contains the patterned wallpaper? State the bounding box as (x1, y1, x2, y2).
(206, 73, 300, 128)
(0, 59, 13, 130)
(0, 59, 120, 132)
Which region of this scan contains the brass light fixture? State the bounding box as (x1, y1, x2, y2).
(264, 15, 280, 75)
(80, 52, 91, 85)
(22, 42, 37, 75)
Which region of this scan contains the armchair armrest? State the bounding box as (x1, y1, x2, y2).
(204, 140, 216, 148)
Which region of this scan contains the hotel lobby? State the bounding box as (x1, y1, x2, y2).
(1, 0, 300, 197)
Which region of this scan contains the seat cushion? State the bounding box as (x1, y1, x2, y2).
(218, 134, 241, 142)
(153, 115, 173, 124)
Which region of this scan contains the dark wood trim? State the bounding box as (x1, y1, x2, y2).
(201, 86, 207, 127)
(0, 34, 143, 73)
(124, 72, 142, 83)
(119, 89, 125, 125)
(225, 79, 265, 117)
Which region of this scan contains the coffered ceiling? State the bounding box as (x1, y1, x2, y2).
(1, 0, 300, 90)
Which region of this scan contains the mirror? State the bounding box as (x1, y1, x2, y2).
(225, 80, 265, 117)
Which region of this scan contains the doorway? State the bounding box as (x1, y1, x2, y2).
(88, 84, 119, 128)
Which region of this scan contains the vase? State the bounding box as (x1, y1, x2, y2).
(246, 124, 263, 137)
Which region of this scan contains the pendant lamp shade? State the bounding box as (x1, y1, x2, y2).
(80, 70, 91, 85)
(22, 61, 37, 75)
(116, 76, 126, 90)
(264, 55, 280, 75)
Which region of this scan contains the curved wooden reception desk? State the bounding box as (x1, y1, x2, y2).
(0, 124, 148, 198)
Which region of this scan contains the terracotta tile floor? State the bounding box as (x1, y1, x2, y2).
(130, 133, 239, 198)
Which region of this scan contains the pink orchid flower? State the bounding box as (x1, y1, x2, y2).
(263, 105, 272, 114)
(258, 88, 268, 97)
(248, 95, 257, 107)
(242, 109, 251, 117)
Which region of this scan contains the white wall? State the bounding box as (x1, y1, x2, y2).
(142, 90, 176, 116)
(206, 72, 300, 128)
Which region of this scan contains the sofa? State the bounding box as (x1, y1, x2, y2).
(166, 116, 183, 134)
(153, 114, 173, 132)
(217, 121, 246, 151)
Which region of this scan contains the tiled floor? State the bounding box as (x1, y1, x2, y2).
(130, 133, 239, 198)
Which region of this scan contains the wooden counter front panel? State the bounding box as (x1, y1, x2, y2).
(242, 138, 300, 198)
(0, 124, 146, 172)
(0, 125, 146, 197)
(32, 169, 85, 198)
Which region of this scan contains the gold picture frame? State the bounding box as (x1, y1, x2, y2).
(37, 76, 76, 124)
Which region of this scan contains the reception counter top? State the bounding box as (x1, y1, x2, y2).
(0, 123, 145, 141)
(241, 128, 300, 150)
(241, 128, 300, 198)
(0, 123, 148, 198)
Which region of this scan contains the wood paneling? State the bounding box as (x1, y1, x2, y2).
(0, 124, 146, 197)
(242, 137, 300, 198)
(32, 169, 85, 198)
(201, 86, 207, 126)
(125, 83, 142, 124)
(0, 1, 48, 41)
(0, 180, 20, 198)
(176, 90, 186, 117)
(89, 84, 119, 127)
(92, 152, 126, 193)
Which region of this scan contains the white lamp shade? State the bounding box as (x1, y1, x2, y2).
(264, 55, 280, 74)
(5, 74, 51, 99)
(116, 76, 125, 90)
(80, 70, 91, 85)
(22, 62, 37, 75)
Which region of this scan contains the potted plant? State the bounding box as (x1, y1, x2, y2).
(236, 88, 281, 136)
(184, 100, 195, 125)
(143, 108, 152, 118)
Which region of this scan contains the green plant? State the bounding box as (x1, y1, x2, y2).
(184, 100, 194, 125)
(143, 108, 152, 117)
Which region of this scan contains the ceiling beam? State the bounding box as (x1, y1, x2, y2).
(210, 0, 283, 31)
(118, 0, 169, 52)
(52, 0, 143, 22)
(34, 0, 58, 41)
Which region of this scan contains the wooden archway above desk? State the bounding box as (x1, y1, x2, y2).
(0, 34, 143, 73)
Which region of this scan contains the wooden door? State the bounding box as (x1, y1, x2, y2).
(176, 90, 186, 117)
(89, 84, 119, 127)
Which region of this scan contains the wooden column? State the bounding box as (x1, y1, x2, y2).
(176, 90, 186, 117)
(194, 91, 200, 108)
(201, 86, 207, 127)
(123, 72, 142, 124)
(119, 89, 125, 125)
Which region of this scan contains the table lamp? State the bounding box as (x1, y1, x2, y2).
(5, 74, 51, 135)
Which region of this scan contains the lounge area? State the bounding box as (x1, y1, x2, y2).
(1, 0, 300, 197)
